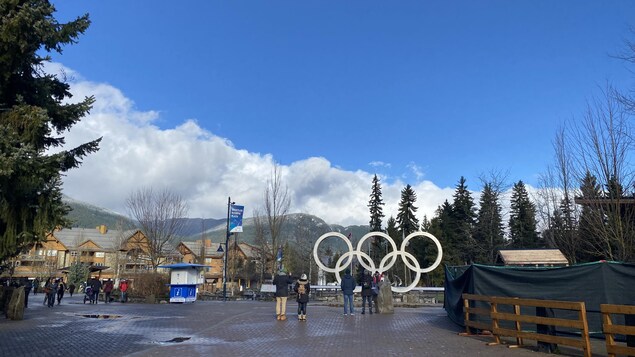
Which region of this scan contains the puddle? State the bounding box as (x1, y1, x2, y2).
(78, 314, 123, 319)
(163, 337, 191, 343)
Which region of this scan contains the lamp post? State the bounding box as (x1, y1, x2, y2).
(223, 197, 234, 301)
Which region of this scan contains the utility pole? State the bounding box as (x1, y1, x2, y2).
(223, 197, 234, 301)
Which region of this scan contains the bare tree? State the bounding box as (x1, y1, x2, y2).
(537, 128, 582, 263)
(252, 208, 270, 286)
(287, 214, 317, 280)
(112, 219, 131, 281)
(263, 165, 290, 276)
(558, 87, 635, 262)
(126, 187, 188, 271)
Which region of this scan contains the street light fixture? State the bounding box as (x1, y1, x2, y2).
(223, 197, 235, 301)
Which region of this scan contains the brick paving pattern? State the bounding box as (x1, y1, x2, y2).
(0, 294, 608, 356)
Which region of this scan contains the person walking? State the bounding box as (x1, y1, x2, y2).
(32, 278, 39, 296)
(341, 268, 356, 316)
(23, 280, 32, 308)
(372, 271, 382, 313)
(90, 277, 102, 304)
(273, 269, 293, 321)
(43, 278, 51, 305)
(360, 270, 373, 314)
(47, 278, 58, 307)
(103, 278, 114, 303)
(294, 273, 310, 321)
(56, 278, 66, 305)
(68, 283, 76, 297)
(119, 279, 129, 303)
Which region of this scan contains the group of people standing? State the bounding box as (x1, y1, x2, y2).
(340, 268, 382, 316)
(42, 277, 68, 307)
(273, 268, 383, 321)
(32, 277, 129, 307)
(273, 270, 310, 321)
(341, 269, 382, 315)
(84, 277, 128, 304)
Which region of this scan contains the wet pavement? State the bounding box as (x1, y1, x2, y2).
(0, 294, 608, 356)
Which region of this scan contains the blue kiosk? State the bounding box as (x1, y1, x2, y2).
(157, 263, 208, 303)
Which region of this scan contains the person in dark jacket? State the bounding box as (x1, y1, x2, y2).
(294, 273, 311, 321)
(273, 269, 293, 321)
(340, 268, 356, 315)
(56, 278, 66, 305)
(47, 279, 58, 308)
(68, 283, 76, 297)
(360, 270, 373, 314)
(90, 277, 102, 304)
(103, 279, 114, 303)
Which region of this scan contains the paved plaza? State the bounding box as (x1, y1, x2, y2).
(0, 294, 608, 356)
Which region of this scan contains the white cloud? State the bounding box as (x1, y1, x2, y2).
(368, 161, 391, 169)
(53, 64, 456, 226)
(407, 161, 426, 181)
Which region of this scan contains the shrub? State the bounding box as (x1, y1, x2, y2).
(125, 272, 169, 299)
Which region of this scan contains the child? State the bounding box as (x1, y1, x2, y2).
(294, 273, 310, 321)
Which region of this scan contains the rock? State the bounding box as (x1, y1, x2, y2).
(376, 278, 394, 314)
(7, 286, 25, 321)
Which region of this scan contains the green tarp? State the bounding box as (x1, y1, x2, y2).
(444, 261, 635, 334)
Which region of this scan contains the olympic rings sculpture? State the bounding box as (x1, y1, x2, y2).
(312, 231, 443, 293)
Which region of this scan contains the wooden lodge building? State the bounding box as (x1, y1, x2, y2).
(5, 225, 269, 293)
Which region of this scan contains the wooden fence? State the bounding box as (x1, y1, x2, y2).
(601, 303, 635, 357)
(461, 294, 592, 357)
(461, 293, 494, 337)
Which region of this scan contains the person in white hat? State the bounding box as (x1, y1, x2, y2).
(294, 273, 311, 321)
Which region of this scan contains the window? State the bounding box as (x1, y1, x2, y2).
(95, 252, 105, 258)
(47, 250, 57, 256)
(70, 251, 78, 257)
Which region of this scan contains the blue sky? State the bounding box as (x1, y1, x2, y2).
(48, 1, 635, 226)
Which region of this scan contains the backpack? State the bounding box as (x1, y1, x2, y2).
(297, 284, 306, 295)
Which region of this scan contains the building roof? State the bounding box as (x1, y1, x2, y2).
(52, 227, 138, 251)
(497, 249, 569, 266)
(237, 243, 260, 259)
(179, 241, 224, 258)
(157, 263, 210, 269)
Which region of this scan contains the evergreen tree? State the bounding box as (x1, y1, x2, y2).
(508, 180, 541, 248)
(385, 216, 399, 242)
(0, 1, 101, 261)
(474, 182, 505, 264)
(395, 185, 420, 285)
(384, 216, 399, 282)
(396, 184, 419, 236)
(367, 174, 385, 263)
(368, 174, 385, 232)
(451, 177, 477, 264)
(543, 195, 579, 264)
(425, 202, 455, 284)
(577, 172, 603, 261)
(67, 262, 90, 288)
(578, 171, 635, 261)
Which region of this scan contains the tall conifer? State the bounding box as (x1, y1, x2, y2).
(367, 174, 385, 262)
(474, 183, 505, 264)
(0, 1, 101, 260)
(450, 177, 477, 264)
(509, 180, 541, 248)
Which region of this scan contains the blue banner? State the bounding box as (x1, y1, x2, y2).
(229, 204, 244, 233)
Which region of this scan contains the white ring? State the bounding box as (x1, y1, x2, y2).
(313, 230, 443, 293)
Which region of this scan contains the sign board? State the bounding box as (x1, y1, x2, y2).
(229, 204, 244, 233)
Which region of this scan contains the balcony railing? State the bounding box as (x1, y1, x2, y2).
(20, 255, 45, 261)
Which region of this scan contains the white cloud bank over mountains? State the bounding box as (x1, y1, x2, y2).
(51, 63, 457, 226)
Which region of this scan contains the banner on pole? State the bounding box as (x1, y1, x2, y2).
(229, 204, 244, 233)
